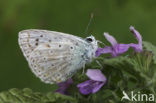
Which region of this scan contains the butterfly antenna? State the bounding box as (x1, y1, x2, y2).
(84, 12, 94, 35)
(96, 60, 103, 70)
(97, 40, 106, 46)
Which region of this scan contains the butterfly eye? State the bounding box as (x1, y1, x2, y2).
(86, 38, 93, 43)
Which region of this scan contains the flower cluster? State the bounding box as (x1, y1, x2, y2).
(96, 26, 142, 57)
(77, 69, 106, 95)
(56, 26, 143, 95)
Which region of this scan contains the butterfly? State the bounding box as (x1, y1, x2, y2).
(18, 29, 98, 84)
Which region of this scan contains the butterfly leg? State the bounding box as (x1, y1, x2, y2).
(96, 60, 103, 69)
(82, 64, 86, 74)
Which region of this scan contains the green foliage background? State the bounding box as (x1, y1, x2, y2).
(0, 0, 156, 93)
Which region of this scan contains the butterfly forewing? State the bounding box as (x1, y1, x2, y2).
(18, 29, 86, 60)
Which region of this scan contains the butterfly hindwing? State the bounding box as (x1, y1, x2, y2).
(28, 42, 85, 84)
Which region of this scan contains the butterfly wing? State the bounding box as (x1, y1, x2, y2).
(28, 42, 86, 84)
(18, 29, 85, 61)
(18, 29, 88, 84)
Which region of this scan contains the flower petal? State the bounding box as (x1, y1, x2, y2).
(55, 78, 73, 95)
(77, 80, 94, 95)
(77, 80, 105, 95)
(130, 43, 142, 52)
(86, 69, 107, 82)
(104, 33, 118, 46)
(96, 47, 113, 57)
(77, 80, 91, 88)
(92, 82, 105, 93)
(114, 44, 130, 54)
(130, 26, 143, 52)
(57, 78, 73, 87)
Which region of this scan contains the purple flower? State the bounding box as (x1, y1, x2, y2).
(96, 33, 130, 57)
(55, 78, 73, 95)
(96, 26, 143, 57)
(77, 69, 107, 95)
(129, 26, 143, 52)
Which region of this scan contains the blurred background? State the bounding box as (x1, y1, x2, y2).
(0, 0, 156, 92)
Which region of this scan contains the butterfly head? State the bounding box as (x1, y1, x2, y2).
(85, 35, 98, 56)
(86, 35, 97, 43)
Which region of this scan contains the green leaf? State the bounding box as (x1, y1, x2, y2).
(0, 88, 77, 103)
(143, 41, 156, 64)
